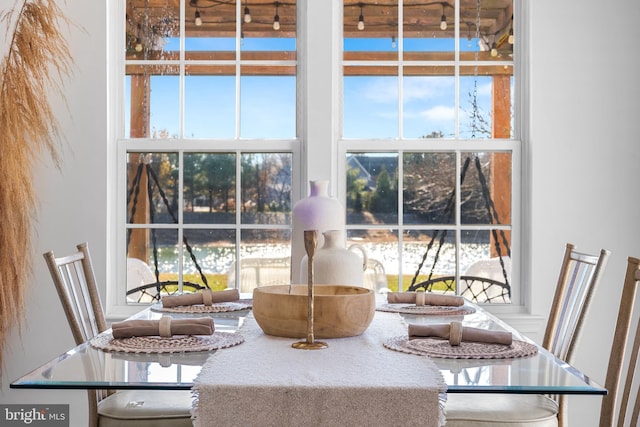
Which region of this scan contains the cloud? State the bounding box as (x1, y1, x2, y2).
(477, 81, 492, 97)
(403, 76, 453, 102)
(359, 76, 454, 104)
(420, 105, 456, 121)
(362, 77, 398, 103)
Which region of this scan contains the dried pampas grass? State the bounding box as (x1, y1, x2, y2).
(0, 0, 72, 376)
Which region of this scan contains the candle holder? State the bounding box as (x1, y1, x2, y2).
(292, 230, 328, 350)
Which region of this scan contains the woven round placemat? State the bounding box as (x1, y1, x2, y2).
(384, 336, 538, 359)
(376, 303, 476, 316)
(151, 301, 252, 314)
(90, 332, 245, 354)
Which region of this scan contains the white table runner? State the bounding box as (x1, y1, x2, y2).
(192, 311, 446, 427)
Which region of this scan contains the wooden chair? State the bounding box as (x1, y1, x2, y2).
(444, 243, 610, 427)
(44, 242, 193, 427)
(599, 255, 640, 426)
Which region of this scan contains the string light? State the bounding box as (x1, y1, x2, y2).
(244, 0, 251, 23)
(508, 15, 514, 44)
(273, 2, 280, 30)
(440, 3, 447, 31)
(135, 24, 143, 52)
(391, 36, 396, 49)
(195, 10, 202, 26)
(357, 3, 364, 31)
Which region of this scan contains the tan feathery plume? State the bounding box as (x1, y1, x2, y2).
(0, 0, 73, 377)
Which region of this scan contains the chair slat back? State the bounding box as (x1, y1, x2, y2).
(43, 242, 107, 345)
(543, 243, 610, 363)
(600, 257, 640, 427)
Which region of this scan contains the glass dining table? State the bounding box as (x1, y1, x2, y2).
(10, 296, 606, 397)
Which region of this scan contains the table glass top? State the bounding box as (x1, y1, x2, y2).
(11, 298, 606, 395)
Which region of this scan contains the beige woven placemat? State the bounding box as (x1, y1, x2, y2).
(151, 301, 252, 314)
(377, 303, 476, 316)
(384, 336, 538, 359)
(90, 332, 245, 354)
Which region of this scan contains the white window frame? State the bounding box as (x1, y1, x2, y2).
(107, 0, 300, 318)
(106, 0, 530, 319)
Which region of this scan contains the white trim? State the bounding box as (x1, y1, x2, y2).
(108, 0, 528, 318)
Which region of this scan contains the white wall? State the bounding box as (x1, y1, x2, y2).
(1, 0, 639, 425)
(530, 0, 640, 423)
(0, 1, 106, 425)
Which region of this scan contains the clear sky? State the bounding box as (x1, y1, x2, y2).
(125, 36, 497, 140)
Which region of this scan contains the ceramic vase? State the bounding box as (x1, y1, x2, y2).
(300, 230, 368, 286)
(290, 180, 345, 284)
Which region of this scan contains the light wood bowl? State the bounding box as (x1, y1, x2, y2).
(252, 284, 375, 339)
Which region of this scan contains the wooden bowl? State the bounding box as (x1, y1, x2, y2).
(252, 284, 375, 339)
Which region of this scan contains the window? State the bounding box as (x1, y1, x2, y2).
(115, 0, 298, 311)
(340, 0, 518, 304)
(111, 0, 521, 314)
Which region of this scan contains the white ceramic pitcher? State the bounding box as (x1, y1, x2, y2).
(290, 180, 345, 284)
(300, 230, 368, 286)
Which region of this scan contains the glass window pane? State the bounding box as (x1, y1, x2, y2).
(184, 0, 235, 53)
(185, 76, 236, 138)
(183, 153, 236, 225)
(460, 229, 512, 303)
(403, 0, 455, 56)
(232, 229, 291, 291)
(183, 229, 236, 290)
(343, 0, 398, 59)
(346, 153, 398, 225)
(402, 74, 455, 139)
(459, 0, 514, 61)
(125, 67, 180, 139)
(127, 153, 178, 225)
(403, 152, 456, 225)
(459, 75, 492, 139)
(344, 76, 399, 139)
(403, 229, 456, 292)
(347, 229, 397, 292)
(240, 153, 292, 225)
(126, 1, 179, 59)
(242, 37, 296, 52)
(185, 38, 236, 52)
(460, 152, 511, 225)
(126, 228, 178, 303)
(344, 38, 399, 56)
(241, 0, 296, 54)
(240, 74, 296, 139)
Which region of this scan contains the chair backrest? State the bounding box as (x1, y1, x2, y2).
(228, 257, 291, 293)
(43, 242, 109, 426)
(43, 242, 107, 345)
(600, 256, 640, 427)
(543, 243, 610, 363)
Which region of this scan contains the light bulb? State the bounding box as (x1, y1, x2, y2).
(391, 36, 396, 49)
(440, 15, 447, 31)
(244, 6, 251, 23)
(490, 43, 498, 57)
(135, 37, 143, 52)
(357, 15, 364, 31)
(508, 29, 514, 45)
(195, 10, 202, 26)
(273, 2, 280, 31)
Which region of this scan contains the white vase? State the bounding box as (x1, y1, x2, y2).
(290, 180, 345, 284)
(300, 230, 368, 286)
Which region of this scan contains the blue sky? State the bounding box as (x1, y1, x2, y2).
(125, 36, 497, 139)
